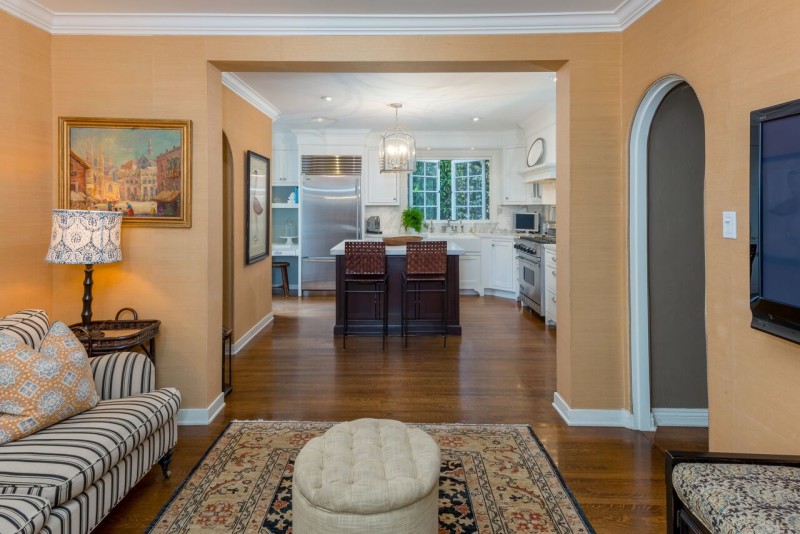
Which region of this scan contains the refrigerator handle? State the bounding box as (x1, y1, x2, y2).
(356, 179, 362, 239)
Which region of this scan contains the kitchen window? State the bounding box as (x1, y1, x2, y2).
(409, 159, 490, 220)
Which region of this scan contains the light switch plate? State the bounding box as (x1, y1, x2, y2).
(722, 211, 736, 239)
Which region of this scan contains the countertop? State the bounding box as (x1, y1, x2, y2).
(330, 238, 465, 256)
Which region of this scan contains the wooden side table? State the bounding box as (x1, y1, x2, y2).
(71, 307, 160, 363)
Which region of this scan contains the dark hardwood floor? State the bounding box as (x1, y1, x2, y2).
(96, 294, 707, 533)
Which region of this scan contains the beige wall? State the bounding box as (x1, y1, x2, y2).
(221, 87, 273, 341)
(49, 36, 222, 410)
(622, 0, 800, 453)
(0, 12, 53, 314)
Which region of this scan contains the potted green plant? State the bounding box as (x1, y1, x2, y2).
(401, 207, 425, 233)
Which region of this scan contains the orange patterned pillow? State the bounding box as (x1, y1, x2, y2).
(0, 321, 100, 444)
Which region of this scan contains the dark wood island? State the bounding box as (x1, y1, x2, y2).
(331, 239, 463, 337)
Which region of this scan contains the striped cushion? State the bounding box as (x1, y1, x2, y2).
(0, 387, 181, 507)
(0, 495, 50, 534)
(89, 352, 155, 400)
(42, 420, 177, 534)
(0, 310, 49, 351)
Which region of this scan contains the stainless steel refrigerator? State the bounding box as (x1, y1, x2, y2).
(300, 155, 362, 291)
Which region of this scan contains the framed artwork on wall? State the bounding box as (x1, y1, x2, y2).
(58, 117, 192, 227)
(246, 150, 270, 264)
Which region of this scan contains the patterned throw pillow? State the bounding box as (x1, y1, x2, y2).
(0, 321, 100, 444)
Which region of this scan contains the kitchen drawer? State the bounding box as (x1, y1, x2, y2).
(545, 289, 557, 326)
(545, 263, 556, 292)
(545, 250, 556, 270)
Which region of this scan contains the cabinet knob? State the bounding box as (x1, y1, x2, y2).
(552, 270, 556, 276)
(552, 296, 557, 302)
(552, 256, 556, 262)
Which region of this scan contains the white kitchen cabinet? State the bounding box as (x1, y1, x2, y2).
(484, 237, 515, 292)
(365, 148, 399, 205)
(544, 246, 557, 326)
(528, 180, 556, 205)
(273, 149, 298, 185)
(501, 147, 527, 205)
(459, 254, 483, 295)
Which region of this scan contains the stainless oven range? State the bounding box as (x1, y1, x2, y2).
(514, 236, 544, 315)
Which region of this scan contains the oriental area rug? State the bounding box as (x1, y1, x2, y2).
(148, 421, 594, 533)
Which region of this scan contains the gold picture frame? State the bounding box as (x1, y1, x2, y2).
(59, 117, 192, 228)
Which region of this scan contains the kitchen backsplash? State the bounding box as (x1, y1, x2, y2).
(364, 205, 555, 234)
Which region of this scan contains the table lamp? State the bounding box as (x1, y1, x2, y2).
(45, 209, 123, 333)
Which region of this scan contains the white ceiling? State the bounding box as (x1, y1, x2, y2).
(232, 72, 556, 133)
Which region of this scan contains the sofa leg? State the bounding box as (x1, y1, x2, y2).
(158, 449, 174, 479)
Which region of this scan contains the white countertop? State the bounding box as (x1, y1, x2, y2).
(330, 238, 465, 256)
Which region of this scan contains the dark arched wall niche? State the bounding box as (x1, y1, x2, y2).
(647, 83, 707, 409)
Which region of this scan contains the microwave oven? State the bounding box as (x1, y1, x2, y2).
(514, 213, 540, 233)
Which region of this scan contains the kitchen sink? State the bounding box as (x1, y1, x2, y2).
(421, 233, 481, 252)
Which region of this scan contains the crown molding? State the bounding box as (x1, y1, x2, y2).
(221, 73, 281, 120)
(0, 0, 660, 35)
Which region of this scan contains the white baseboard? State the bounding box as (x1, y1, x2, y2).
(483, 288, 516, 300)
(178, 392, 225, 426)
(232, 312, 274, 354)
(652, 408, 708, 427)
(552, 392, 636, 428)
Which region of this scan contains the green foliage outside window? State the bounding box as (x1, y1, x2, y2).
(409, 159, 489, 220)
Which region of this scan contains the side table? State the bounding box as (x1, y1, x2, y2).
(70, 307, 160, 363)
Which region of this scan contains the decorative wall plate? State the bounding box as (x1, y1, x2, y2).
(527, 137, 546, 167)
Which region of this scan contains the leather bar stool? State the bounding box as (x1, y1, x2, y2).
(272, 261, 290, 297)
(401, 241, 448, 347)
(343, 241, 389, 349)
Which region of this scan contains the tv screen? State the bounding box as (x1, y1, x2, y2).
(515, 213, 537, 232)
(750, 97, 800, 343)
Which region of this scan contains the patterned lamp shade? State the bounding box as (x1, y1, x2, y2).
(45, 210, 122, 265)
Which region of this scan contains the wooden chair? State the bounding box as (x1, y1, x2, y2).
(343, 241, 389, 348)
(272, 261, 290, 297)
(402, 240, 448, 347)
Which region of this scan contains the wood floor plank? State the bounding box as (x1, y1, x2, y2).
(94, 294, 707, 533)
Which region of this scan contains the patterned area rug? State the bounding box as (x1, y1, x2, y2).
(148, 421, 594, 533)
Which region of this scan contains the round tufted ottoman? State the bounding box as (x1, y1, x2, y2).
(292, 418, 441, 534)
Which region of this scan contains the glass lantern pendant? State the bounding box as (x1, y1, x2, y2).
(380, 103, 416, 173)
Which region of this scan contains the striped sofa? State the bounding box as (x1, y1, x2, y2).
(0, 310, 181, 534)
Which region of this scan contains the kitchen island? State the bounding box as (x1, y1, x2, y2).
(330, 239, 464, 337)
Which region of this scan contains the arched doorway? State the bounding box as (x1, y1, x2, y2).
(629, 76, 707, 430)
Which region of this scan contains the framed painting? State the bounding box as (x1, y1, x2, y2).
(59, 117, 192, 228)
(246, 150, 270, 264)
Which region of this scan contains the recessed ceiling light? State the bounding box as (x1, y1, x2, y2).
(551, 75, 558, 82)
(470, 147, 476, 150)
(472, 117, 481, 122)
(321, 96, 333, 102)
(313, 117, 327, 123)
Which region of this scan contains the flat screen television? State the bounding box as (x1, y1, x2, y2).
(514, 213, 538, 233)
(750, 97, 800, 344)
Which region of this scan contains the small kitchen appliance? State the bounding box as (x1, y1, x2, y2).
(366, 215, 382, 234)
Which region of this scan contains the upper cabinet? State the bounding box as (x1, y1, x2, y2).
(365, 148, 399, 205)
(501, 147, 527, 205)
(273, 149, 298, 185)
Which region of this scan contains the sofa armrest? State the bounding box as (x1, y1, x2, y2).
(0, 495, 50, 534)
(89, 351, 156, 400)
(665, 450, 800, 533)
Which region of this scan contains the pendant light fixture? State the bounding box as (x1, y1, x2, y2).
(380, 103, 416, 173)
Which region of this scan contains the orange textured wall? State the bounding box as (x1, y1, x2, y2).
(3, 27, 626, 414)
(0, 12, 53, 314)
(49, 36, 222, 410)
(221, 87, 273, 342)
(622, 0, 800, 453)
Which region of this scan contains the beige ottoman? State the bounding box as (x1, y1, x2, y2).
(292, 418, 441, 534)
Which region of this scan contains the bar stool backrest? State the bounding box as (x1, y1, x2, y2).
(345, 241, 386, 276)
(406, 241, 447, 275)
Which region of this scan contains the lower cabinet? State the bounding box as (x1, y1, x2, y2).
(544, 246, 557, 326)
(483, 237, 515, 293)
(459, 254, 483, 295)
